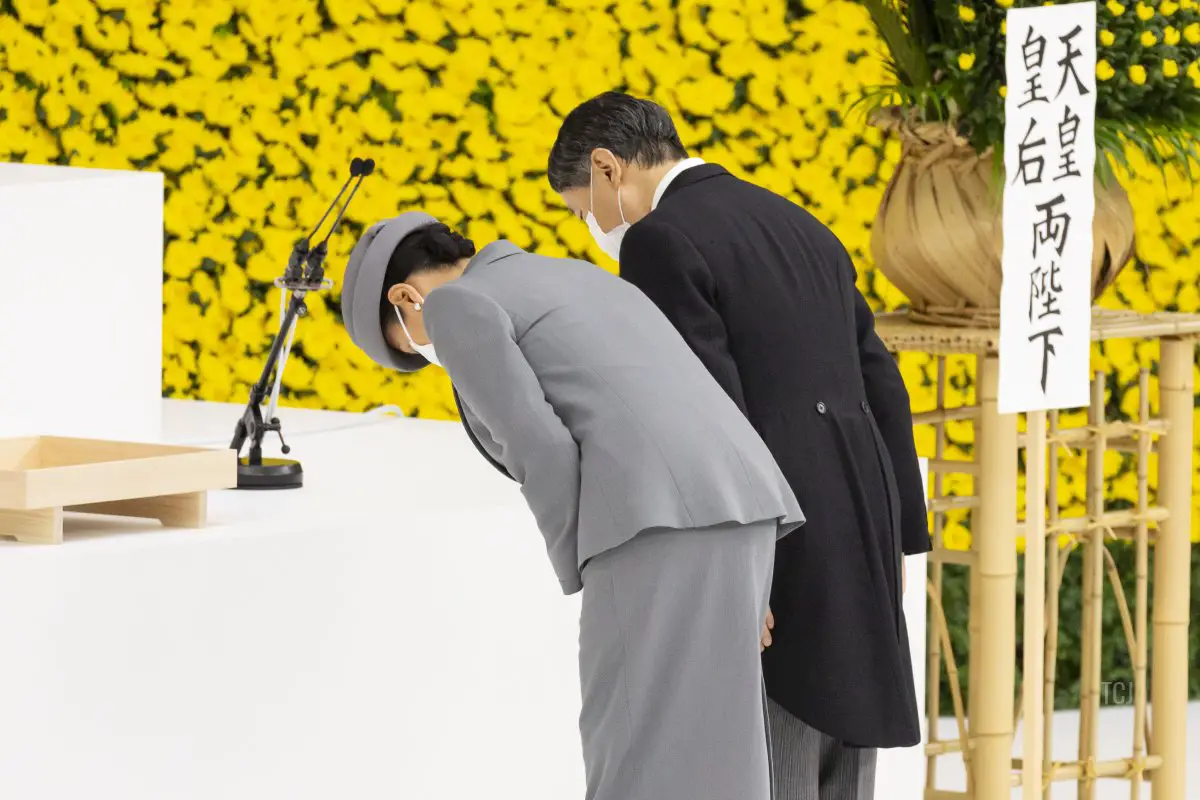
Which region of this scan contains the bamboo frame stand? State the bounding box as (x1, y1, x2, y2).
(874, 309, 1199, 799)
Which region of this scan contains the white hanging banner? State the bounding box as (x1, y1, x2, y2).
(999, 1, 1097, 413)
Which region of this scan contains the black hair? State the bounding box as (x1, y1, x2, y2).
(378, 223, 476, 332)
(546, 91, 688, 193)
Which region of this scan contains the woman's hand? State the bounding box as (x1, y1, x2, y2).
(760, 607, 774, 651)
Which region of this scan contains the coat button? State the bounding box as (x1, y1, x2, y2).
(816, 401, 827, 414)
(861, 400, 870, 413)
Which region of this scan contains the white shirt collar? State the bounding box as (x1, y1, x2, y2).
(651, 157, 706, 211)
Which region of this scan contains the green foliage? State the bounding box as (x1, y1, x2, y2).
(934, 543, 1200, 714)
(860, 0, 935, 87)
(853, 0, 1200, 182)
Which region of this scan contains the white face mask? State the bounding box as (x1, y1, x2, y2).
(586, 159, 629, 262)
(393, 298, 441, 367)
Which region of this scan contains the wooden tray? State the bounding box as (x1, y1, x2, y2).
(0, 436, 237, 544)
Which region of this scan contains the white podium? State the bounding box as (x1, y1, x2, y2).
(0, 163, 163, 442)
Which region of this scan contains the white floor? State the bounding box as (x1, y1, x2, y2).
(923, 703, 1200, 798)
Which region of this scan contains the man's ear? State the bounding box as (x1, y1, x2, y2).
(591, 148, 622, 187)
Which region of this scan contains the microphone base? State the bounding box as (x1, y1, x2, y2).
(236, 457, 303, 490)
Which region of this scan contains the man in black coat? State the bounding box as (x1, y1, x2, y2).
(548, 92, 931, 798)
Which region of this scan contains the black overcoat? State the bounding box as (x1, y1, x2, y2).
(617, 164, 931, 748)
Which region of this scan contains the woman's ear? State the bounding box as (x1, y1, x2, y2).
(386, 283, 413, 307)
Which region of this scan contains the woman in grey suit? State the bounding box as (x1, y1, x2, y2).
(341, 211, 804, 800)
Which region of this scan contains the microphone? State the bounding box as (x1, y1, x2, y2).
(304, 157, 372, 284)
(304, 158, 366, 244)
(229, 154, 374, 489)
(283, 158, 365, 283)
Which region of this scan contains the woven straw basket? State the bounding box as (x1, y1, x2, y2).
(870, 118, 1136, 327)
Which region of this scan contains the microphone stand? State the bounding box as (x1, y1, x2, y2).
(229, 157, 375, 489)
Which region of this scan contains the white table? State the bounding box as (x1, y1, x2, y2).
(0, 400, 930, 799)
(0, 400, 584, 800)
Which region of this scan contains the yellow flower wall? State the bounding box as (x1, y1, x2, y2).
(1, 0, 1198, 542)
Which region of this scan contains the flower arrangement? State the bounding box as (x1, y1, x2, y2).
(855, 0, 1200, 183)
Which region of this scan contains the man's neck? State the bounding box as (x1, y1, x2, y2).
(643, 160, 682, 195)
(622, 159, 683, 223)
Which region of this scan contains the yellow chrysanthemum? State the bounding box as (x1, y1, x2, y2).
(1161, 0, 1179, 13)
(944, 522, 972, 552)
(1164, 59, 1180, 77)
(997, 0, 1014, 8)
(1100, 29, 1116, 45)
(404, 3, 447, 41)
(958, 5, 976, 21)
(1097, 59, 1117, 80)
(1001, 19, 1007, 33)
(1129, 63, 1148, 83)
(1135, 1, 1155, 19)
(1106, 0, 1126, 13)
(675, 75, 736, 117)
(1141, 30, 1158, 46)
(38, 92, 72, 128)
(999, 84, 1007, 97)
(1164, 26, 1182, 45)
(11, 0, 52, 26)
(957, 51, 976, 70)
(707, 7, 751, 43)
(1185, 22, 1200, 43)
(844, 146, 878, 182)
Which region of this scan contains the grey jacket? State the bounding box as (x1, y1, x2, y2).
(424, 241, 804, 594)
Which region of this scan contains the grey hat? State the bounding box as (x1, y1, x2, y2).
(341, 211, 440, 372)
